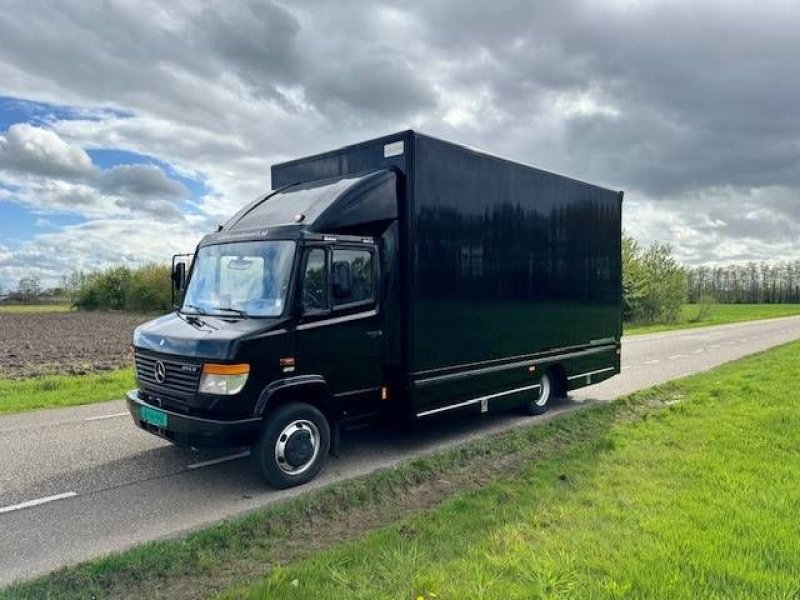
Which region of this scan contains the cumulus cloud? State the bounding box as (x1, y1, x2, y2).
(625, 186, 800, 265)
(0, 123, 92, 177)
(0, 124, 189, 220)
(100, 164, 188, 200)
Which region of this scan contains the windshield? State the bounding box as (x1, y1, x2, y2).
(182, 240, 295, 318)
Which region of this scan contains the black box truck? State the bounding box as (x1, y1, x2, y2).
(127, 131, 623, 488)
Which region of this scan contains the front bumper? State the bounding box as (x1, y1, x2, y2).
(126, 389, 262, 447)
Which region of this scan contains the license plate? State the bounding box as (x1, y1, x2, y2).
(140, 405, 168, 428)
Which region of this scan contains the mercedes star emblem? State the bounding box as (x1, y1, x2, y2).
(154, 360, 167, 383)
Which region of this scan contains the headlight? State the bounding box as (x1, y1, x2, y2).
(199, 363, 250, 395)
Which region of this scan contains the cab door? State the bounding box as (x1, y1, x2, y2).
(295, 244, 383, 413)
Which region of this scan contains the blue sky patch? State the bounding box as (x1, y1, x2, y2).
(0, 202, 85, 249)
(0, 95, 131, 131)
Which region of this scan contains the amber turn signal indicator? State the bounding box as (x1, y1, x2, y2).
(202, 363, 250, 375)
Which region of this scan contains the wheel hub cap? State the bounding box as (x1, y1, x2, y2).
(284, 430, 313, 467)
(274, 419, 320, 475)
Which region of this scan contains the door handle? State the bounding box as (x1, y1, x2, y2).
(366, 330, 383, 338)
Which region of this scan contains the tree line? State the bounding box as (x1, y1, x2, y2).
(4, 246, 799, 320)
(686, 262, 800, 304)
(1, 264, 171, 311)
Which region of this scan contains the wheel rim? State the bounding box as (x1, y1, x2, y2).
(535, 374, 551, 407)
(274, 419, 321, 476)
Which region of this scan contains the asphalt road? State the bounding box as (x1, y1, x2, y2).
(2, 316, 800, 586)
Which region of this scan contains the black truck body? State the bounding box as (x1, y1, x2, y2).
(127, 131, 623, 488)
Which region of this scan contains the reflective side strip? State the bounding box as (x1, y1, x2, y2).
(416, 383, 541, 418)
(567, 366, 616, 381)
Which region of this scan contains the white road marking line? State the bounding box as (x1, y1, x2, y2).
(187, 451, 251, 470)
(85, 412, 129, 422)
(0, 492, 77, 515)
(644, 359, 661, 365)
(710, 344, 721, 348)
(668, 354, 687, 360)
(691, 348, 705, 354)
(621, 366, 632, 371)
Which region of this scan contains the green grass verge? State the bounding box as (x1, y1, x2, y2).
(0, 368, 133, 414)
(625, 302, 800, 335)
(228, 342, 800, 599)
(0, 303, 72, 313)
(4, 342, 800, 599)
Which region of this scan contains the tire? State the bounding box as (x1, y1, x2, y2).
(523, 372, 553, 416)
(253, 402, 331, 489)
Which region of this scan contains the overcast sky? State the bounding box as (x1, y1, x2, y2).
(0, 0, 798, 290)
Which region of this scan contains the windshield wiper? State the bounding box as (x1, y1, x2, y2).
(214, 306, 248, 318)
(178, 311, 204, 327)
(177, 306, 218, 330)
(183, 304, 208, 315)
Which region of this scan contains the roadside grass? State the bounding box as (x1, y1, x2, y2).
(229, 342, 800, 599)
(4, 342, 800, 599)
(625, 302, 800, 335)
(0, 303, 72, 314)
(0, 368, 133, 414)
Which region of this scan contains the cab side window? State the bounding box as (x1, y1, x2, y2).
(302, 248, 329, 312)
(332, 249, 374, 307)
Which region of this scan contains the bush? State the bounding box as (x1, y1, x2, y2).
(73, 264, 172, 312)
(623, 235, 687, 324)
(689, 294, 718, 323)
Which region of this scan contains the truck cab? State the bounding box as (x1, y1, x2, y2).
(127, 169, 400, 488)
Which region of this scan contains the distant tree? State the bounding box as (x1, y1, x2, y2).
(62, 272, 86, 306)
(622, 235, 646, 322)
(639, 243, 686, 322)
(16, 277, 42, 303)
(622, 234, 686, 323)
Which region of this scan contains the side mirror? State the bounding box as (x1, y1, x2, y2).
(332, 261, 352, 300)
(172, 262, 187, 291)
(171, 253, 193, 308)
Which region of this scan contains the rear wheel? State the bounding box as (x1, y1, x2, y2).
(523, 372, 553, 415)
(253, 402, 330, 489)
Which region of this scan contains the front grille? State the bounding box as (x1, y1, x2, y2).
(135, 351, 201, 397)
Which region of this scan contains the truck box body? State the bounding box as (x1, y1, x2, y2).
(273, 131, 622, 416)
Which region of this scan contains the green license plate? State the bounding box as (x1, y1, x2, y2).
(140, 405, 168, 428)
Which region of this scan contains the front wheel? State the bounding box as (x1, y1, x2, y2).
(253, 402, 331, 489)
(523, 372, 553, 416)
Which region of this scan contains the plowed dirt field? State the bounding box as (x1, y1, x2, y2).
(0, 312, 153, 377)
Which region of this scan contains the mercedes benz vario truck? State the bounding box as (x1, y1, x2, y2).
(127, 131, 623, 489)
